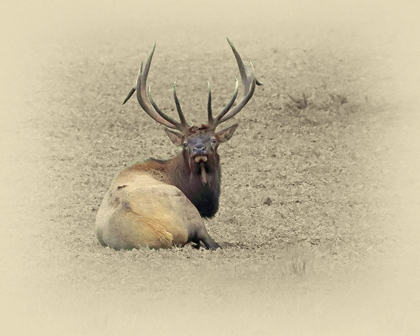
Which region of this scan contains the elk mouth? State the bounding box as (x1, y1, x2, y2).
(192, 156, 208, 184)
(194, 156, 208, 163)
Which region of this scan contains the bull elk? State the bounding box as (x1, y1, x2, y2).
(95, 38, 262, 250)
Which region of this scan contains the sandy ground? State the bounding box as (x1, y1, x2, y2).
(1, 1, 420, 335)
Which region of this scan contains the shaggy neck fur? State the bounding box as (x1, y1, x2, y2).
(163, 151, 221, 218)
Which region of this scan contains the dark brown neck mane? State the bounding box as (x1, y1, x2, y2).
(148, 152, 221, 218)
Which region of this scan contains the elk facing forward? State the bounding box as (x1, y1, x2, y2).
(95, 38, 262, 250)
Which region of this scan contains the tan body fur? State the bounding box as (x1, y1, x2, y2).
(96, 163, 208, 250)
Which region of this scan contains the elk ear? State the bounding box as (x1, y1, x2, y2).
(215, 123, 238, 143)
(164, 128, 184, 146)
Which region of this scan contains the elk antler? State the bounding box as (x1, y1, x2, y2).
(208, 38, 263, 129)
(122, 44, 189, 132)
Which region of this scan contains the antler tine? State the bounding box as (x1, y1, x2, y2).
(227, 37, 250, 94)
(207, 81, 213, 123)
(147, 86, 183, 127)
(173, 81, 189, 130)
(227, 37, 264, 92)
(212, 77, 239, 124)
(210, 38, 262, 128)
(219, 61, 257, 123)
(122, 63, 142, 105)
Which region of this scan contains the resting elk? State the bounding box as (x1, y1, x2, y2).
(95, 38, 262, 250)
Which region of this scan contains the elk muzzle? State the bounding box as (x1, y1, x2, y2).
(192, 144, 208, 156)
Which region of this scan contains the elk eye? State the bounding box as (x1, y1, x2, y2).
(183, 142, 188, 148)
(211, 138, 217, 145)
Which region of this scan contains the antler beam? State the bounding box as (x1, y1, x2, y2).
(123, 44, 189, 132)
(208, 37, 263, 129)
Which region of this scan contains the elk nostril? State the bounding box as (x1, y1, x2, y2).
(193, 145, 206, 153)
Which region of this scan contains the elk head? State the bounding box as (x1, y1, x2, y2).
(122, 38, 262, 184)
